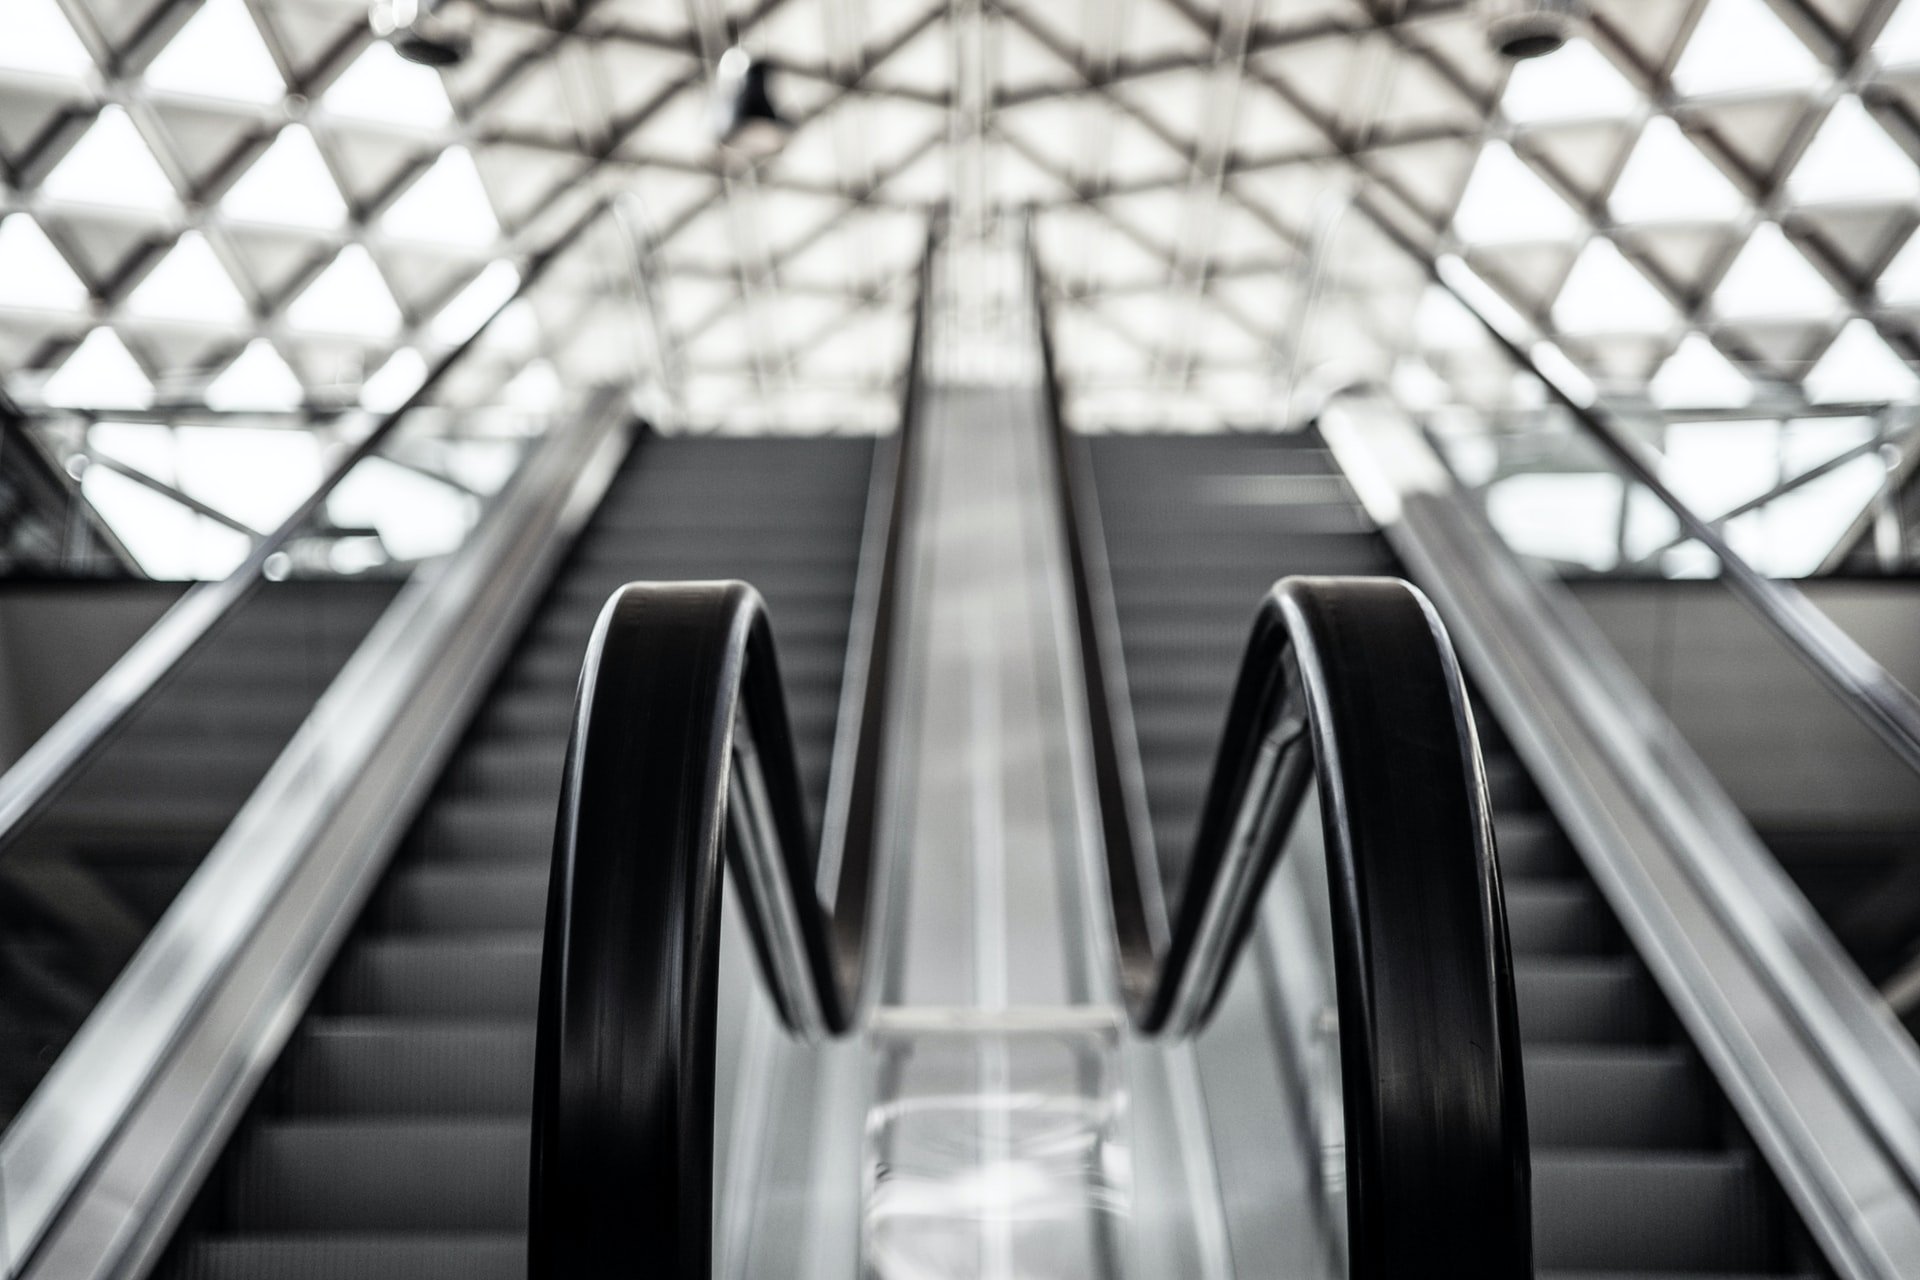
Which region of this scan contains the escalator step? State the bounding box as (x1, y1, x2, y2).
(280, 1021, 534, 1116)
(168, 1234, 523, 1280)
(1505, 881, 1617, 956)
(227, 1120, 528, 1230)
(1533, 1152, 1775, 1272)
(1523, 1047, 1707, 1148)
(328, 937, 542, 1018)
(373, 866, 548, 933)
(1516, 958, 1659, 1044)
(1492, 812, 1582, 878)
(410, 801, 555, 866)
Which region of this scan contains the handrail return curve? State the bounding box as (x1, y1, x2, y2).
(529, 573, 1531, 1278)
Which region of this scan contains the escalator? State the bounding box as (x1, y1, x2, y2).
(155, 433, 876, 1280)
(1083, 429, 1822, 1277)
(7, 245, 1912, 1280)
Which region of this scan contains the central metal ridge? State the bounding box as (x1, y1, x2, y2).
(869, 380, 1127, 1278)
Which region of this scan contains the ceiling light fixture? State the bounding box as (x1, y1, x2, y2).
(368, 0, 470, 67)
(1482, 0, 1586, 59)
(713, 47, 792, 159)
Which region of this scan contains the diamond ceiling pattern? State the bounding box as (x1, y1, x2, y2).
(1, 0, 1919, 433)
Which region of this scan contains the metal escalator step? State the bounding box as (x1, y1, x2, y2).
(434, 742, 566, 800)
(280, 1021, 534, 1116)
(1493, 812, 1582, 878)
(168, 1235, 522, 1280)
(328, 937, 541, 1018)
(227, 1120, 527, 1231)
(1516, 958, 1659, 1044)
(1524, 1047, 1707, 1148)
(373, 866, 548, 933)
(1505, 881, 1617, 956)
(410, 801, 555, 866)
(1533, 1151, 1775, 1272)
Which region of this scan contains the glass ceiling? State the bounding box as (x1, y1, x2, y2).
(0, 0, 1918, 444)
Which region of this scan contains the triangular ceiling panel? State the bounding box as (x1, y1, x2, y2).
(325, 127, 437, 213)
(1253, 35, 1364, 135)
(1614, 223, 1745, 300)
(1374, 44, 1488, 138)
(1672, 0, 1823, 98)
(143, 0, 286, 106)
(0, 80, 94, 183)
(1787, 205, 1917, 286)
(1713, 316, 1840, 380)
(143, 100, 275, 198)
(1677, 94, 1817, 189)
(1511, 122, 1634, 212)
(473, 144, 597, 231)
(372, 250, 489, 322)
(2, 0, 93, 81)
(1607, 116, 1744, 224)
(1465, 241, 1582, 317)
(220, 224, 332, 304)
(324, 41, 454, 129)
(35, 208, 169, 296)
(588, 42, 701, 124)
(863, 17, 951, 95)
(1369, 137, 1480, 228)
(0, 213, 90, 313)
(244, 1, 364, 89)
(42, 104, 179, 212)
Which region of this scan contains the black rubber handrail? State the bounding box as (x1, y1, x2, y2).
(1028, 227, 1531, 1272)
(528, 221, 932, 1280)
(529, 583, 841, 1278)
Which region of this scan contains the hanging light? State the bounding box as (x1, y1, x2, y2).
(712, 47, 792, 159)
(368, 0, 470, 67)
(1481, 0, 1586, 59)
